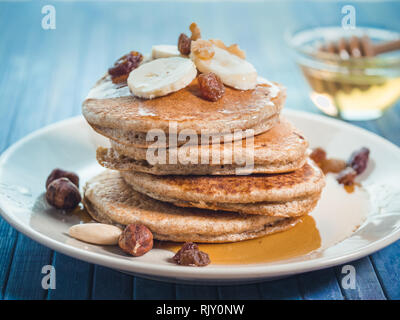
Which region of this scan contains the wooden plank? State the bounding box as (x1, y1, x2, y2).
(258, 276, 302, 300)
(3, 234, 53, 300)
(47, 253, 93, 300)
(134, 277, 176, 300)
(334, 258, 386, 300)
(91, 266, 133, 300)
(217, 284, 261, 300)
(175, 284, 219, 300)
(0, 219, 18, 299)
(297, 268, 344, 300)
(370, 241, 400, 300)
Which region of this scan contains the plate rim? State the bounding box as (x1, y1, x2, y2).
(1, 110, 400, 281)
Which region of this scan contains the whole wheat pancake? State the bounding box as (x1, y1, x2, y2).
(121, 159, 325, 215)
(82, 76, 285, 148)
(96, 118, 308, 175)
(83, 171, 301, 243)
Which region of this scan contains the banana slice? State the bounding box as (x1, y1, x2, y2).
(152, 45, 181, 59)
(191, 45, 257, 90)
(128, 57, 197, 99)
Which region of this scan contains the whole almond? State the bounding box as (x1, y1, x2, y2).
(68, 223, 122, 245)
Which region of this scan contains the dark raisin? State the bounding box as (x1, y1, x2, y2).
(348, 147, 370, 175)
(108, 51, 143, 83)
(178, 33, 191, 55)
(198, 73, 225, 102)
(336, 167, 357, 186)
(173, 242, 210, 267)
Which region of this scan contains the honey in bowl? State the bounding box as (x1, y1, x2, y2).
(302, 65, 400, 120)
(289, 26, 400, 120)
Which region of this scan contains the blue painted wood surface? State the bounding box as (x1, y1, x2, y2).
(0, 0, 399, 300)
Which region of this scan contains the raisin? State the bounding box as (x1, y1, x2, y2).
(310, 147, 327, 167)
(321, 158, 347, 174)
(336, 167, 357, 186)
(198, 72, 225, 102)
(178, 33, 191, 55)
(348, 147, 370, 175)
(173, 242, 210, 267)
(108, 51, 143, 83)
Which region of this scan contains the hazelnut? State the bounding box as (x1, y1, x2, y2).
(46, 168, 79, 189)
(46, 178, 81, 210)
(118, 224, 153, 257)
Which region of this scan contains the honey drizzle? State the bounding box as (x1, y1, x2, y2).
(155, 215, 321, 264)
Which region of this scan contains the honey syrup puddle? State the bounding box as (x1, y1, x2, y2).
(71, 204, 93, 223)
(156, 174, 370, 264)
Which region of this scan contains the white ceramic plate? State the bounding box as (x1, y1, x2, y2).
(1, 110, 400, 284)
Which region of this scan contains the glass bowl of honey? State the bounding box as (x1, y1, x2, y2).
(288, 26, 400, 120)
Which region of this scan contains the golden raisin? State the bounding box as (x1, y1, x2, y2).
(198, 72, 225, 102)
(209, 39, 246, 59)
(178, 33, 191, 55)
(191, 40, 215, 60)
(321, 158, 347, 174)
(108, 51, 143, 83)
(310, 147, 327, 167)
(189, 22, 201, 40)
(227, 44, 246, 59)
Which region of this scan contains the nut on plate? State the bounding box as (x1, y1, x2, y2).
(46, 177, 81, 210)
(46, 168, 79, 189)
(118, 224, 153, 257)
(69, 223, 122, 245)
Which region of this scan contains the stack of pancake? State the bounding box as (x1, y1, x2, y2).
(82, 75, 325, 243)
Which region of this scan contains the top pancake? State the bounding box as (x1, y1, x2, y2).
(82, 75, 285, 138)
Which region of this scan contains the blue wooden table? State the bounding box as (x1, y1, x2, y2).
(1, 0, 399, 300)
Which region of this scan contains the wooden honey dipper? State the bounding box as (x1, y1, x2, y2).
(320, 35, 400, 59)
